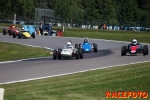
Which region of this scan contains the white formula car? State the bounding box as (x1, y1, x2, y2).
(53, 45, 83, 60)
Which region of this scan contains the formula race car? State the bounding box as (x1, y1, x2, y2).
(13, 29, 35, 39)
(121, 44, 148, 56)
(53, 44, 83, 60)
(76, 38, 98, 52)
(3, 25, 19, 36)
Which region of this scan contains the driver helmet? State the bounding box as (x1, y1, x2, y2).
(67, 42, 72, 46)
(84, 38, 88, 43)
(12, 25, 15, 28)
(132, 39, 138, 45)
(68, 40, 72, 44)
(22, 27, 25, 31)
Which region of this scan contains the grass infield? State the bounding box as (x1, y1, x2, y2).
(0, 41, 51, 61)
(64, 29, 150, 44)
(0, 62, 150, 100)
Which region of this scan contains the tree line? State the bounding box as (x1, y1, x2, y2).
(0, 0, 150, 27)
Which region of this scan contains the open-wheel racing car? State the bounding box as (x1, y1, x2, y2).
(121, 40, 148, 56)
(13, 28, 35, 39)
(75, 37, 98, 52)
(3, 25, 19, 36)
(53, 43, 83, 60)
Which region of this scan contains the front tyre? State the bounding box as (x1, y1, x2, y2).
(93, 43, 98, 52)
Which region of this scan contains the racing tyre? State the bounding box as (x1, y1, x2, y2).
(75, 44, 79, 49)
(75, 50, 80, 59)
(53, 49, 57, 60)
(124, 46, 127, 55)
(79, 49, 83, 59)
(58, 48, 62, 59)
(79, 44, 81, 48)
(93, 43, 98, 52)
(18, 33, 22, 39)
(9, 30, 13, 36)
(145, 45, 148, 55)
(121, 46, 126, 56)
(13, 32, 16, 38)
(3, 29, 6, 35)
(32, 33, 35, 39)
(143, 46, 146, 56)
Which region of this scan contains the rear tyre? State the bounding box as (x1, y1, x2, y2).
(3, 29, 6, 35)
(143, 46, 146, 56)
(124, 46, 127, 55)
(53, 49, 57, 60)
(93, 43, 98, 52)
(121, 46, 125, 56)
(145, 45, 148, 55)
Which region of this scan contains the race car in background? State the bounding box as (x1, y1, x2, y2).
(121, 43, 148, 56)
(3, 25, 19, 36)
(13, 28, 35, 39)
(53, 44, 83, 60)
(75, 37, 98, 52)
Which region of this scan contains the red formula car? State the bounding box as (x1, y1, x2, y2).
(121, 43, 148, 56)
(3, 25, 20, 36)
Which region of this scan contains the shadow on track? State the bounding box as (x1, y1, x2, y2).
(22, 49, 113, 62)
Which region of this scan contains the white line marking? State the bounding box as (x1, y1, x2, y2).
(0, 57, 52, 64)
(0, 60, 150, 85)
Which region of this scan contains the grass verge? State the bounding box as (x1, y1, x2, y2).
(64, 29, 150, 43)
(0, 62, 150, 100)
(0, 41, 51, 61)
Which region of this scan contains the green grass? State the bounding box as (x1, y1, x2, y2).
(0, 41, 51, 61)
(0, 28, 2, 33)
(0, 62, 150, 100)
(64, 29, 150, 43)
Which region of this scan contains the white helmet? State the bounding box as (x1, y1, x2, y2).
(132, 39, 137, 45)
(22, 27, 25, 30)
(67, 42, 72, 46)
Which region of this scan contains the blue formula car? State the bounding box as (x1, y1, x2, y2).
(75, 38, 98, 52)
(22, 25, 36, 35)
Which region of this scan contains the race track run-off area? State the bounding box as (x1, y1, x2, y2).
(0, 34, 150, 84)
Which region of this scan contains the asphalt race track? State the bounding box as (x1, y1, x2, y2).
(0, 34, 150, 84)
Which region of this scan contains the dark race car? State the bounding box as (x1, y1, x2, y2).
(121, 43, 148, 56)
